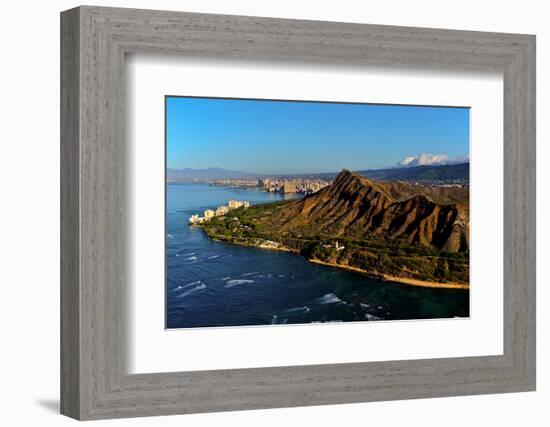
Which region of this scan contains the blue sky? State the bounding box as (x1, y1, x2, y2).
(166, 96, 469, 174)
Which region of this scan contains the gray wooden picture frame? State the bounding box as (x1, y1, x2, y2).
(60, 5, 536, 420)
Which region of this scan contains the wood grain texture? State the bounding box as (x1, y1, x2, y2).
(60, 6, 536, 420)
(60, 7, 80, 419)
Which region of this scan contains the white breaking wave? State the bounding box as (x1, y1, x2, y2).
(208, 255, 220, 259)
(177, 283, 206, 298)
(185, 255, 198, 261)
(317, 293, 342, 304)
(241, 272, 259, 277)
(285, 306, 310, 313)
(225, 279, 254, 288)
(174, 280, 202, 291)
(365, 313, 382, 321)
(176, 251, 195, 258)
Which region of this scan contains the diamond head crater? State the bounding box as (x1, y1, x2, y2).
(185, 166, 469, 290)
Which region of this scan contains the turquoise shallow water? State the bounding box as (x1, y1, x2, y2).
(166, 183, 469, 329)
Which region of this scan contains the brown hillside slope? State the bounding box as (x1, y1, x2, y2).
(268, 169, 469, 252)
(377, 180, 469, 206)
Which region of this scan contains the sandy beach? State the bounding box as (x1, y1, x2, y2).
(308, 258, 469, 290)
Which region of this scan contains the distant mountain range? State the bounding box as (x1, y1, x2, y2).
(167, 162, 469, 184)
(167, 167, 257, 181)
(355, 163, 469, 183)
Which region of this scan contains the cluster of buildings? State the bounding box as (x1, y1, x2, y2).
(209, 179, 258, 188)
(411, 180, 469, 188)
(206, 177, 331, 195)
(258, 178, 330, 195)
(188, 199, 250, 225)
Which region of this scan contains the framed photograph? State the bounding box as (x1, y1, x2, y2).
(61, 6, 536, 420)
(165, 96, 471, 330)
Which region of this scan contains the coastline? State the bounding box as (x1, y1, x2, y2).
(201, 227, 469, 290)
(308, 258, 469, 290)
(206, 233, 298, 254)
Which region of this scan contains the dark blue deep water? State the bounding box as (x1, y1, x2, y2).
(166, 184, 469, 329)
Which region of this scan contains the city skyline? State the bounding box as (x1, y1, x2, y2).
(166, 96, 469, 174)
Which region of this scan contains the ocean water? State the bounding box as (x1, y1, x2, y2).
(166, 183, 469, 329)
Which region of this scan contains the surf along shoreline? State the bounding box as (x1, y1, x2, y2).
(308, 258, 469, 290)
(202, 228, 469, 290)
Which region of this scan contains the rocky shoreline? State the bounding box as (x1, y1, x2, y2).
(308, 259, 469, 289)
(202, 228, 468, 290)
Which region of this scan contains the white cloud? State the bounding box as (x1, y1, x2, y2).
(397, 153, 469, 167)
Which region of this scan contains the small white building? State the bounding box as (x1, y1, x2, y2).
(228, 199, 244, 210)
(215, 205, 229, 216)
(204, 209, 215, 220)
(188, 214, 204, 225)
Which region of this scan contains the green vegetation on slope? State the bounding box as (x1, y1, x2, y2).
(201, 200, 469, 285)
